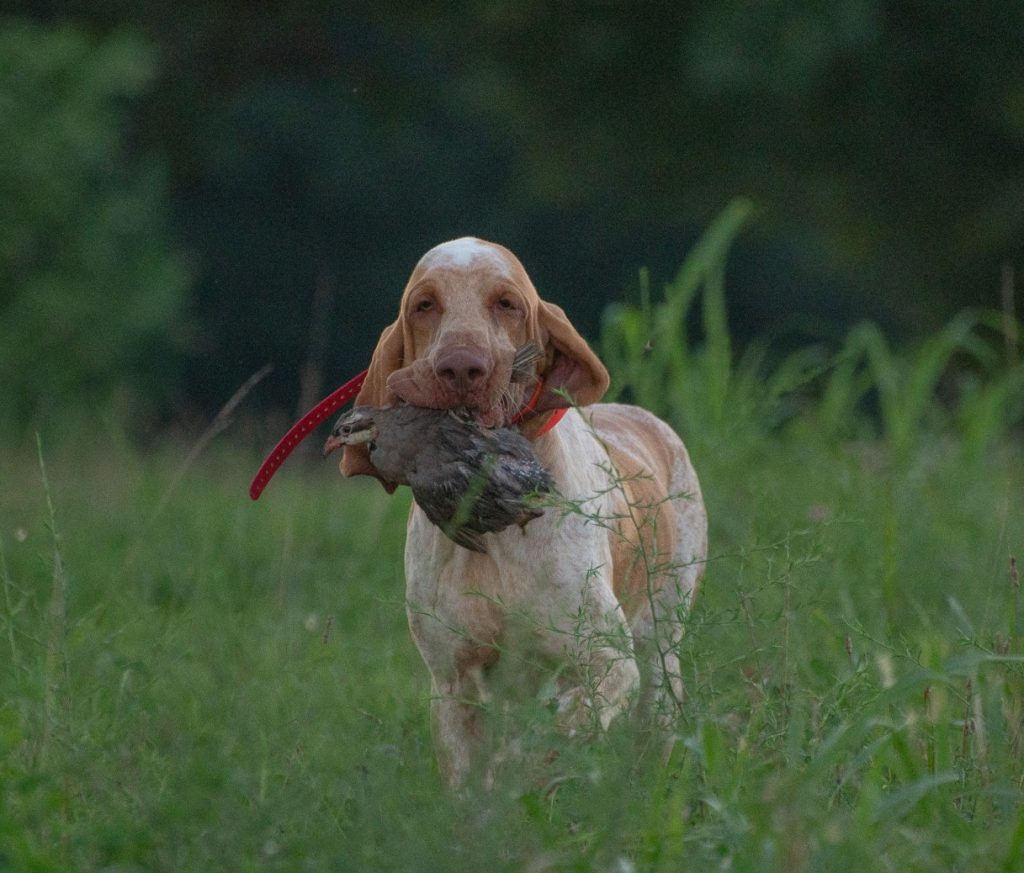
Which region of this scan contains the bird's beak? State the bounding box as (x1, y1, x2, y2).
(322, 434, 345, 459)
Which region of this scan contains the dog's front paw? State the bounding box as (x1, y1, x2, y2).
(552, 686, 599, 738)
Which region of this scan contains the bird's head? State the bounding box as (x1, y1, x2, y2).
(323, 408, 379, 458)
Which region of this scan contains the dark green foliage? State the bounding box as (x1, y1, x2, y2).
(15, 5, 1024, 418)
(0, 20, 190, 429)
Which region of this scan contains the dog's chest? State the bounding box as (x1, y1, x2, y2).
(403, 504, 593, 669)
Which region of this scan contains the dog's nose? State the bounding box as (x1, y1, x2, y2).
(435, 347, 489, 396)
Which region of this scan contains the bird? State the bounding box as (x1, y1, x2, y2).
(323, 405, 555, 552)
(322, 343, 555, 553)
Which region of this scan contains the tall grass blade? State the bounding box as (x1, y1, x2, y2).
(1012, 557, 1021, 656)
(1002, 263, 1019, 368)
(0, 533, 17, 667)
(150, 362, 273, 523)
(600, 196, 754, 433)
(958, 368, 1024, 458)
(702, 261, 732, 424)
(819, 329, 877, 438)
(36, 432, 68, 770)
(120, 363, 273, 577)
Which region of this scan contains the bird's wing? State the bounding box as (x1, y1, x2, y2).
(409, 469, 489, 553)
(449, 527, 487, 553)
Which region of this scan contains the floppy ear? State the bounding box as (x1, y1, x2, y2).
(340, 320, 404, 492)
(535, 300, 610, 412)
(353, 319, 405, 408)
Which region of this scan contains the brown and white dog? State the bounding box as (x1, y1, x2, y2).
(340, 237, 707, 786)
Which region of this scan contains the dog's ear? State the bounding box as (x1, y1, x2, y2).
(534, 300, 609, 412)
(340, 320, 403, 493)
(354, 318, 405, 408)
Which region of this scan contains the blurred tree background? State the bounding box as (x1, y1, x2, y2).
(3, 2, 1023, 430)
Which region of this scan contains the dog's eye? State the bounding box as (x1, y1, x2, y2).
(415, 299, 434, 313)
(497, 297, 515, 311)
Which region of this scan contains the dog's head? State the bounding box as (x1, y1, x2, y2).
(342, 237, 608, 486)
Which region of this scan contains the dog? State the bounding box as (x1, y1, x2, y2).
(339, 237, 707, 786)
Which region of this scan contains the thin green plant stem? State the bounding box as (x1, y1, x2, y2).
(881, 477, 902, 628)
(36, 431, 69, 770)
(1002, 263, 1018, 368)
(1012, 556, 1021, 656)
(150, 362, 273, 524)
(120, 362, 272, 578)
(0, 533, 18, 667)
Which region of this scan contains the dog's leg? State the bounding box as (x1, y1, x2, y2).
(429, 668, 488, 788)
(550, 585, 641, 735)
(633, 566, 700, 760)
(641, 630, 684, 730)
(554, 646, 640, 736)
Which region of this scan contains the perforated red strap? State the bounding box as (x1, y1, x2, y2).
(249, 370, 368, 500)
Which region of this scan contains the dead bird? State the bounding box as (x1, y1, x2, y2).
(323, 404, 555, 553)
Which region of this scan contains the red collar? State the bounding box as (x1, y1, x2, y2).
(507, 377, 569, 436)
(249, 370, 565, 500)
(537, 407, 569, 436)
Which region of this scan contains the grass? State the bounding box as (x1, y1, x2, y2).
(2, 207, 1023, 870)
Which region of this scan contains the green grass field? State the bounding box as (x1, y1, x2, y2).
(3, 209, 1023, 871)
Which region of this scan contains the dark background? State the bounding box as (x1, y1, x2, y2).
(4, 3, 1023, 429)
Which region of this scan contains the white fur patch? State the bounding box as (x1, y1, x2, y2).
(419, 237, 511, 275)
